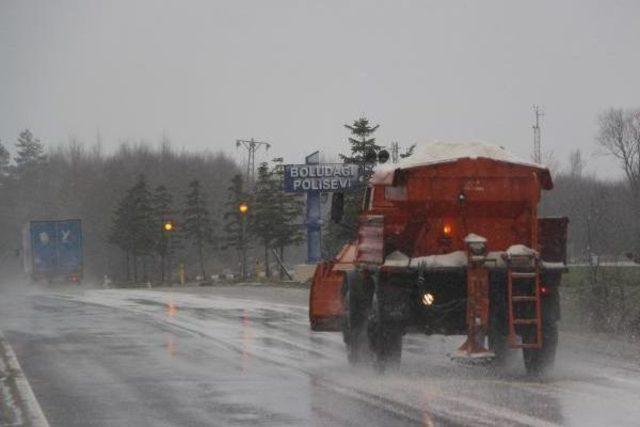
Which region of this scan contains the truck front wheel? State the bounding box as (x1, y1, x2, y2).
(368, 293, 403, 371)
(342, 272, 372, 365)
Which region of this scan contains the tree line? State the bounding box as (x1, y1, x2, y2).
(108, 159, 304, 282)
(0, 132, 305, 283)
(543, 108, 640, 262)
(1, 108, 638, 284)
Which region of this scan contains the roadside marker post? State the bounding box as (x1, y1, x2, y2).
(179, 263, 185, 286)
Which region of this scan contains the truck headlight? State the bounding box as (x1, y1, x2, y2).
(422, 292, 435, 306)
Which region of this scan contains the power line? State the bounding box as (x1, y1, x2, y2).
(391, 142, 399, 164)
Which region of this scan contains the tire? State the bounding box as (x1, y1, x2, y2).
(488, 316, 509, 366)
(523, 319, 558, 376)
(368, 293, 403, 372)
(488, 275, 509, 366)
(342, 272, 372, 365)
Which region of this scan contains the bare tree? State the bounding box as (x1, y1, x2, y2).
(597, 108, 640, 251)
(598, 108, 640, 193)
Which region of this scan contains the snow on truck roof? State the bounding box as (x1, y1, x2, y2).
(371, 141, 553, 189)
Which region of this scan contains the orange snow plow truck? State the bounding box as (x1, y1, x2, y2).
(309, 141, 568, 375)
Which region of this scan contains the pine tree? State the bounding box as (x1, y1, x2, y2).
(109, 189, 136, 280)
(129, 175, 155, 259)
(325, 117, 381, 255)
(14, 129, 46, 172)
(11, 130, 49, 218)
(252, 163, 281, 277)
(271, 159, 304, 276)
(152, 185, 176, 282)
(340, 117, 381, 177)
(251, 161, 304, 278)
(109, 175, 155, 282)
(0, 139, 10, 220)
(223, 174, 250, 252)
(183, 179, 214, 280)
(0, 139, 10, 176)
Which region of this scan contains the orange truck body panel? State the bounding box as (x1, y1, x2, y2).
(368, 158, 548, 261)
(309, 156, 554, 332)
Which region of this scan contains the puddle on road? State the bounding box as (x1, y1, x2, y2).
(127, 298, 301, 332)
(210, 402, 299, 426)
(165, 336, 177, 358)
(166, 300, 178, 318)
(257, 337, 325, 359)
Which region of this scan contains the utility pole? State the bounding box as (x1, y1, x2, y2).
(533, 105, 545, 215)
(532, 105, 543, 164)
(236, 138, 271, 183)
(391, 142, 400, 164)
(305, 151, 322, 263)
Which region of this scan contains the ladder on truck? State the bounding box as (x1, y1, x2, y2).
(507, 254, 542, 349)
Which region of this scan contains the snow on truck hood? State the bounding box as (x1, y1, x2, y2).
(371, 141, 552, 188)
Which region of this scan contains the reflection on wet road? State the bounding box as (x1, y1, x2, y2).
(1, 285, 640, 426)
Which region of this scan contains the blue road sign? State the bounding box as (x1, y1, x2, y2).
(283, 163, 361, 193)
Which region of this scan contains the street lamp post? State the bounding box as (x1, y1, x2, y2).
(239, 202, 249, 280)
(161, 219, 176, 283)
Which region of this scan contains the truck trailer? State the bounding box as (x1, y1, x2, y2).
(309, 142, 568, 375)
(22, 219, 83, 284)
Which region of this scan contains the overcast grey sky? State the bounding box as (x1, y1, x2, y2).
(1, 1, 638, 177)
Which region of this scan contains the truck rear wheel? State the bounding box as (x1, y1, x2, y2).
(488, 317, 509, 365)
(523, 319, 558, 376)
(488, 289, 509, 366)
(342, 272, 372, 365)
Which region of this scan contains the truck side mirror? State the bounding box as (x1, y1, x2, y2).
(331, 192, 344, 223)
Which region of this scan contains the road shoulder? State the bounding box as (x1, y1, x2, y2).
(0, 331, 50, 427)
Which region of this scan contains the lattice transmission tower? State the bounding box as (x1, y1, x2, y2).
(235, 138, 271, 183)
(532, 105, 544, 164)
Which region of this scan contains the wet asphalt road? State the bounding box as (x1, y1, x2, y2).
(1, 283, 640, 426)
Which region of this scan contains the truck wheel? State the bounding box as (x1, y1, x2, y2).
(342, 273, 372, 365)
(488, 318, 509, 365)
(523, 319, 558, 376)
(368, 294, 403, 371)
(489, 277, 509, 365)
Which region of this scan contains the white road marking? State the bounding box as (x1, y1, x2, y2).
(0, 332, 50, 427)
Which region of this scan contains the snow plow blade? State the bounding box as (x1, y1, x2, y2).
(308, 244, 355, 331)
